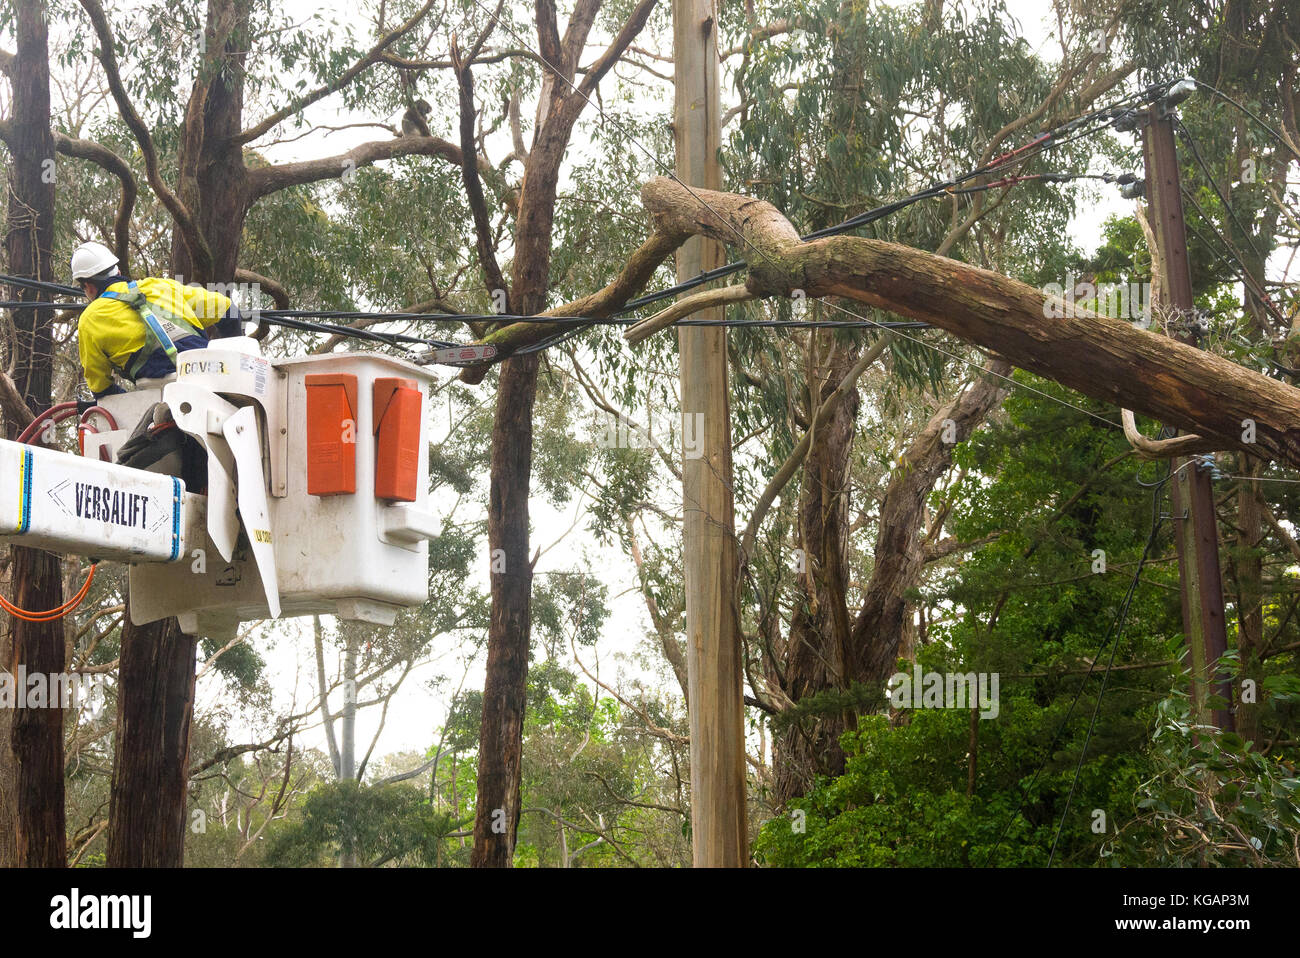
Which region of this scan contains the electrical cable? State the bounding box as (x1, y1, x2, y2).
(3, 416, 100, 621)
(1, 273, 80, 297)
(1, 73, 1178, 367)
(459, 0, 1176, 356)
(513, 168, 1121, 356)
(1178, 186, 1290, 327)
(1192, 79, 1299, 157)
(0, 564, 97, 622)
(1175, 119, 1269, 263)
(0, 75, 1183, 373)
(0, 286, 934, 332)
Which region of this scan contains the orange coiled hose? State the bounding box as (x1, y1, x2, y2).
(0, 563, 98, 622)
(5, 401, 111, 622)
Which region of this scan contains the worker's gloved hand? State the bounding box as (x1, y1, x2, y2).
(209, 304, 244, 340)
(87, 384, 126, 408)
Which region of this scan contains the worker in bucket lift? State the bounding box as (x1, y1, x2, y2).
(71, 240, 245, 487)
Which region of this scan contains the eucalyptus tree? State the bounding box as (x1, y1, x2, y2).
(6, 0, 1298, 870)
(486, 0, 1300, 825)
(0, 0, 64, 868)
(43, 0, 483, 864)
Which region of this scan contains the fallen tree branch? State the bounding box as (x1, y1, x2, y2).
(634, 176, 1300, 468)
(1120, 408, 1226, 459)
(624, 283, 756, 344)
(457, 226, 690, 383)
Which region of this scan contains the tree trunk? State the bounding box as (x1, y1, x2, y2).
(769, 353, 1010, 806)
(5, 0, 65, 869)
(850, 361, 1011, 684)
(468, 127, 553, 867)
(467, 0, 662, 863)
(106, 617, 198, 867)
(169, 0, 250, 282)
(772, 336, 860, 805)
(470, 353, 540, 867)
(107, 0, 251, 867)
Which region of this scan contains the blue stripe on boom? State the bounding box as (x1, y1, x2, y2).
(170, 477, 182, 561)
(18, 448, 33, 534)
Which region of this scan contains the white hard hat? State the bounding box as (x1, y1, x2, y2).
(70, 241, 119, 281)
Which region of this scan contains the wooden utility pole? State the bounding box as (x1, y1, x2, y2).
(1141, 99, 1235, 732)
(672, 0, 747, 866)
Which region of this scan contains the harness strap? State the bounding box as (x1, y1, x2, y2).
(100, 281, 204, 379)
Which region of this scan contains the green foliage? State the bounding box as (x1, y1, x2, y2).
(1113, 694, 1300, 867)
(263, 779, 468, 867)
(759, 380, 1182, 867)
(19, 0, 1298, 871)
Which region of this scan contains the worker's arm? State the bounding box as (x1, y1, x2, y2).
(176, 283, 234, 333)
(77, 310, 125, 399)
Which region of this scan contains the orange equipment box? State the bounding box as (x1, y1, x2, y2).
(373, 377, 421, 502)
(305, 374, 358, 495)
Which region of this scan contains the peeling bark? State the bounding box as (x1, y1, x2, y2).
(770, 338, 862, 804)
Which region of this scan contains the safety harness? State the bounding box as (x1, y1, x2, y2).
(99, 280, 205, 380)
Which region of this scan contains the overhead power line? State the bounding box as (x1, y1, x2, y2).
(3, 66, 1188, 381)
(1192, 78, 1299, 158)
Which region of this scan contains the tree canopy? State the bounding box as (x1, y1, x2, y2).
(1, 0, 1298, 872)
